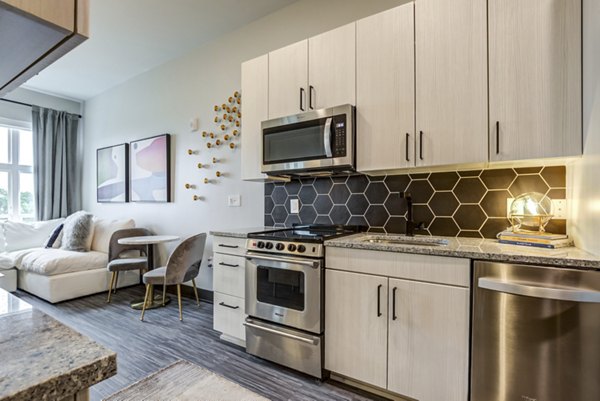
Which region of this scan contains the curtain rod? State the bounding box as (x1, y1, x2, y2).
(0, 98, 82, 119)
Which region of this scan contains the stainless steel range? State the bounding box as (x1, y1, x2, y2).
(244, 224, 363, 378)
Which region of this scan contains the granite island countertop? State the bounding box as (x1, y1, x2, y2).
(0, 290, 117, 401)
(325, 233, 600, 270)
(209, 227, 274, 239)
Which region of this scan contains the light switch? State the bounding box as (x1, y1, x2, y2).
(290, 199, 299, 214)
(228, 194, 241, 207)
(189, 117, 199, 132)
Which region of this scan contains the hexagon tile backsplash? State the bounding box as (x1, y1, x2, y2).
(264, 166, 567, 239)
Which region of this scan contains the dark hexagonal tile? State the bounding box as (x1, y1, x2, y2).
(545, 219, 566, 235)
(454, 177, 486, 203)
(508, 175, 549, 197)
(331, 176, 348, 183)
(365, 205, 389, 227)
(272, 205, 288, 224)
(298, 185, 317, 204)
(365, 182, 389, 204)
(384, 193, 408, 216)
(284, 180, 302, 195)
(406, 180, 434, 204)
(385, 216, 407, 234)
(428, 192, 459, 217)
(458, 170, 481, 177)
(428, 171, 460, 191)
(480, 218, 511, 238)
(264, 214, 274, 227)
(314, 215, 333, 225)
(313, 177, 333, 194)
(480, 190, 511, 218)
(347, 175, 370, 193)
(428, 218, 459, 237)
(514, 166, 542, 174)
(347, 215, 368, 227)
(347, 193, 369, 215)
(454, 204, 487, 230)
(384, 174, 411, 192)
(265, 197, 275, 214)
(314, 195, 333, 215)
(410, 172, 430, 180)
(369, 175, 386, 182)
(458, 230, 483, 238)
(330, 184, 351, 204)
(330, 205, 351, 225)
(271, 186, 287, 205)
(480, 168, 517, 190)
(285, 215, 301, 226)
(299, 205, 317, 224)
(546, 188, 566, 199)
(413, 205, 434, 229)
(368, 227, 386, 233)
(300, 177, 315, 185)
(265, 183, 275, 196)
(541, 166, 566, 187)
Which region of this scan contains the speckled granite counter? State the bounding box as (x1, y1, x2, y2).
(325, 234, 600, 270)
(210, 227, 274, 239)
(0, 289, 116, 401)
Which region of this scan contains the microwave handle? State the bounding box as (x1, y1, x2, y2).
(324, 117, 333, 158)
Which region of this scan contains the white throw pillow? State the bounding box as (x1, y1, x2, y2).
(91, 218, 135, 254)
(4, 218, 65, 252)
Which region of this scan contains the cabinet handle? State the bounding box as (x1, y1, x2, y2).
(309, 85, 315, 110)
(219, 302, 240, 310)
(377, 284, 383, 317)
(392, 287, 398, 321)
(405, 133, 410, 162)
(300, 88, 305, 111)
(419, 131, 424, 160)
(218, 262, 239, 268)
(218, 244, 239, 249)
(495, 121, 500, 155)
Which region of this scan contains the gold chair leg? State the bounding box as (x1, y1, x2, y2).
(106, 272, 116, 303)
(140, 284, 151, 321)
(192, 278, 200, 306)
(177, 284, 183, 321)
(113, 272, 119, 293)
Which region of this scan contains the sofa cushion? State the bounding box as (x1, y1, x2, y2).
(61, 212, 94, 252)
(91, 218, 135, 254)
(18, 248, 108, 276)
(4, 218, 65, 252)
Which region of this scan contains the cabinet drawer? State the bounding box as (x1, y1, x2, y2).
(213, 236, 246, 256)
(213, 292, 246, 341)
(213, 253, 245, 298)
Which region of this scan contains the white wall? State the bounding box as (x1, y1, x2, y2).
(0, 87, 81, 123)
(568, 0, 600, 255)
(82, 0, 407, 290)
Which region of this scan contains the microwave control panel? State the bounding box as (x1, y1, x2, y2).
(333, 114, 347, 157)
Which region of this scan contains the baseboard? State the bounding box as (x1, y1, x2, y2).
(329, 374, 412, 401)
(164, 284, 213, 303)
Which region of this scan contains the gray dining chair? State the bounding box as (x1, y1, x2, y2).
(140, 233, 206, 321)
(106, 228, 152, 303)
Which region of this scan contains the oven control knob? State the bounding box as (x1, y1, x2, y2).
(257, 241, 265, 249)
(297, 245, 306, 253)
(265, 242, 273, 250)
(288, 244, 297, 252)
(276, 243, 285, 251)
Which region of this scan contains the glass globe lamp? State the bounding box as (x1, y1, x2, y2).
(509, 192, 553, 232)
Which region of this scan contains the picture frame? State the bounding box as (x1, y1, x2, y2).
(129, 133, 171, 202)
(96, 143, 129, 203)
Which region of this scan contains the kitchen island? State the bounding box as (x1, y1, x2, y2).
(0, 289, 116, 401)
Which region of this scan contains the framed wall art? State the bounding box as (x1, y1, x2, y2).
(97, 143, 129, 203)
(129, 134, 171, 202)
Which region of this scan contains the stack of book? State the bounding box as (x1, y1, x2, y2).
(497, 230, 573, 249)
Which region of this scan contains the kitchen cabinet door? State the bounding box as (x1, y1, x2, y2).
(415, 0, 487, 167)
(388, 278, 470, 401)
(268, 39, 308, 119)
(241, 54, 268, 181)
(357, 4, 415, 173)
(308, 23, 356, 111)
(489, 0, 581, 161)
(325, 269, 388, 389)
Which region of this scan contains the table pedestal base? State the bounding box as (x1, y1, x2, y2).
(130, 295, 171, 310)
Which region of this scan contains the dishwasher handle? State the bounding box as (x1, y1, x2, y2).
(478, 277, 600, 303)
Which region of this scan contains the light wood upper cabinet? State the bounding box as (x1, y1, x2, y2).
(489, 0, 582, 161)
(268, 40, 308, 119)
(308, 22, 356, 111)
(357, 4, 415, 172)
(325, 269, 388, 389)
(241, 54, 269, 181)
(388, 278, 470, 401)
(415, 0, 488, 168)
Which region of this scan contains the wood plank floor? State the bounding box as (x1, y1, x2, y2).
(15, 286, 384, 401)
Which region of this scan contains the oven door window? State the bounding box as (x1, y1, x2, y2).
(256, 265, 305, 311)
(263, 118, 329, 164)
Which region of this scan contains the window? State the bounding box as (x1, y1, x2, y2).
(0, 123, 34, 220)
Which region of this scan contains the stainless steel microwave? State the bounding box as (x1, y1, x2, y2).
(261, 104, 355, 176)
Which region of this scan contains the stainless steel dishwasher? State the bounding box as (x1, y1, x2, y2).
(471, 261, 600, 401)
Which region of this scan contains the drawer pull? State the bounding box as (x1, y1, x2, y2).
(219, 302, 240, 310)
(218, 262, 239, 268)
(392, 287, 398, 321)
(218, 244, 239, 249)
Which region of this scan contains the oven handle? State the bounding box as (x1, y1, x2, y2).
(478, 277, 600, 303)
(244, 321, 318, 345)
(324, 117, 333, 158)
(246, 252, 320, 268)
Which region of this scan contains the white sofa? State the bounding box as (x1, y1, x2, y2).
(0, 217, 140, 303)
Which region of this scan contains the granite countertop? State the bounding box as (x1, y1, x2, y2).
(0, 290, 116, 401)
(210, 227, 274, 239)
(325, 233, 600, 270)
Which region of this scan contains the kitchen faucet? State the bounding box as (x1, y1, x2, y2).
(400, 192, 425, 236)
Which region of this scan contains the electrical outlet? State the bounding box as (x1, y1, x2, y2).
(290, 199, 299, 214)
(227, 194, 241, 207)
(189, 117, 199, 132)
(552, 199, 567, 219)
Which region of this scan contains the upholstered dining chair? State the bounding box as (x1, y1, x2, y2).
(106, 228, 152, 303)
(140, 233, 206, 321)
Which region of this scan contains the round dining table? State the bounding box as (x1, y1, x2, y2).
(118, 235, 180, 310)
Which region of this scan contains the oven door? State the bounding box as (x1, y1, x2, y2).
(245, 251, 323, 334)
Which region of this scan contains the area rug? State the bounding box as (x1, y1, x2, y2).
(104, 360, 270, 401)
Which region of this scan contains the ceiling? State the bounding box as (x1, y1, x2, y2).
(23, 0, 296, 101)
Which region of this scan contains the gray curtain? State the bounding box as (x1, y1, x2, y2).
(32, 106, 82, 220)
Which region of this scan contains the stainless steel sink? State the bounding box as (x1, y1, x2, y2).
(360, 235, 449, 247)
